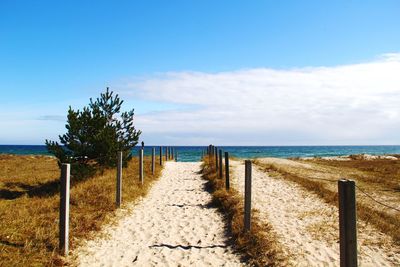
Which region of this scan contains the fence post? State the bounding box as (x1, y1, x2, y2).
(165, 147, 168, 161)
(59, 163, 70, 256)
(139, 148, 144, 184)
(159, 146, 163, 166)
(219, 149, 223, 178)
(225, 152, 230, 190)
(338, 179, 358, 267)
(116, 151, 122, 207)
(152, 147, 155, 175)
(171, 147, 174, 160)
(244, 160, 252, 231)
(215, 147, 218, 169)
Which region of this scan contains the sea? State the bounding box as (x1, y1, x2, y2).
(1, 145, 400, 162)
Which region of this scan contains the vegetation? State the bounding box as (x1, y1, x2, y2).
(254, 157, 400, 245)
(201, 156, 285, 266)
(45, 88, 141, 178)
(0, 154, 162, 266)
(311, 157, 400, 191)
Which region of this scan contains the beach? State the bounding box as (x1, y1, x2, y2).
(1, 153, 400, 266)
(230, 158, 400, 266)
(4, 1, 400, 265)
(73, 162, 243, 266)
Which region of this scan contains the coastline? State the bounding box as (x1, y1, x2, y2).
(2, 144, 400, 162)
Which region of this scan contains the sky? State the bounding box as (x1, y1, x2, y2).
(0, 0, 399, 145)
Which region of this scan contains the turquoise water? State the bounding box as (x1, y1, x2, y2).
(1, 145, 400, 162)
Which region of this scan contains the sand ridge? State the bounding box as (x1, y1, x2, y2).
(230, 159, 400, 266)
(73, 162, 243, 267)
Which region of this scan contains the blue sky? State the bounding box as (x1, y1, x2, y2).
(1, 1, 400, 145)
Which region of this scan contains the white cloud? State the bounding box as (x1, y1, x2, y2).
(119, 53, 400, 145)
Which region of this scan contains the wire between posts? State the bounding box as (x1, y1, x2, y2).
(66, 154, 127, 167)
(270, 167, 400, 213)
(305, 176, 400, 213)
(304, 176, 338, 183)
(355, 184, 400, 213)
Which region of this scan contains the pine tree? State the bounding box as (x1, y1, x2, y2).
(45, 88, 141, 178)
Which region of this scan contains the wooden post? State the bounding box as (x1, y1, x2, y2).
(244, 160, 252, 231)
(116, 151, 122, 207)
(59, 163, 70, 256)
(171, 147, 174, 160)
(159, 146, 163, 166)
(175, 150, 178, 162)
(219, 149, 223, 178)
(151, 147, 155, 175)
(225, 152, 230, 190)
(215, 147, 218, 169)
(338, 180, 358, 267)
(165, 147, 168, 161)
(139, 148, 144, 184)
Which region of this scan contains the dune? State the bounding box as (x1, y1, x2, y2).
(73, 162, 243, 266)
(230, 159, 400, 266)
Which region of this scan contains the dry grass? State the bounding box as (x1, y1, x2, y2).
(309, 158, 400, 191)
(0, 154, 163, 266)
(201, 157, 285, 267)
(254, 157, 400, 245)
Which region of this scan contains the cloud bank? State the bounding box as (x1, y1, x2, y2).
(120, 53, 400, 145)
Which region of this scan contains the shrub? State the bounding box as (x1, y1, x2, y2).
(45, 88, 141, 178)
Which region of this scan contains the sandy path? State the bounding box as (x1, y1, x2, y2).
(74, 162, 243, 267)
(230, 160, 400, 266)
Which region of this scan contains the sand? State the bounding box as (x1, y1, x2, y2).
(230, 159, 400, 266)
(73, 162, 243, 267)
(256, 157, 312, 168)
